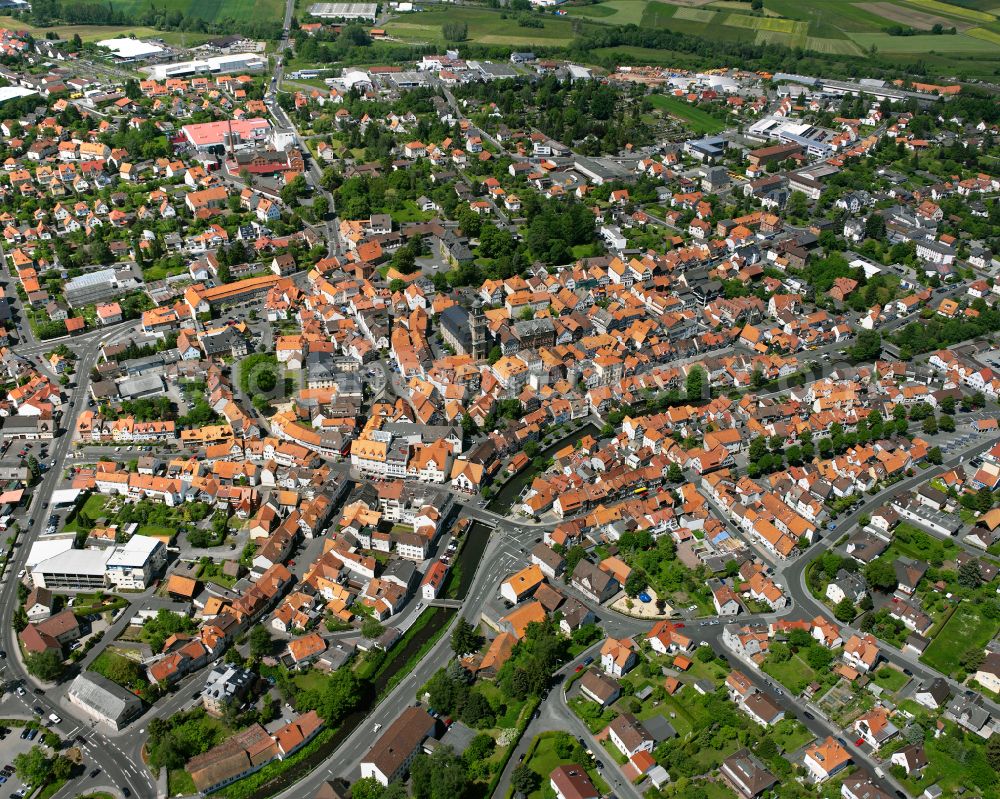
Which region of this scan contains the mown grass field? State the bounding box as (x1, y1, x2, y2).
(921, 603, 999, 676)
(648, 93, 727, 134)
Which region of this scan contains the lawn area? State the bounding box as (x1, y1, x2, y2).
(0, 17, 212, 44)
(197, 560, 236, 589)
(568, 695, 616, 734)
(921, 602, 999, 676)
(168, 769, 196, 796)
(870, 665, 911, 695)
(770, 718, 814, 754)
(647, 94, 726, 135)
(386, 6, 579, 46)
(762, 653, 818, 695)
(63, 494, 112, 533)
(889, 523, 958, 565)
(520, 732, 610, 799)
(293, 670, 329, 693)
(70, 591, 128, 617)
(896, 719, 997, 797)
(635, 691, 697, 738)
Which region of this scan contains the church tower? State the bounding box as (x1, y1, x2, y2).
(470, 300, 487, 361)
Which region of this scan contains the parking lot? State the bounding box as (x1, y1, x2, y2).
(0, 721, 46, 799)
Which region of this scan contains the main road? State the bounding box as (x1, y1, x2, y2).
(0, 321, 157, 799)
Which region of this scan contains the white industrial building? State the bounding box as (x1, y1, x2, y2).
(145, 53, 266, 80)
(307, 2, 377, 20)
(31, 548, 109, 590)
(31, 535, 166, 590)
(97, 38, 167, 63)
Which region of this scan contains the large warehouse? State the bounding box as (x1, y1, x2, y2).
(146, 52, 266, 80)
(97, 38, 166, 63)
(307, 2, 377, 20)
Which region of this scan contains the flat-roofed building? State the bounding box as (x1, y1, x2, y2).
(307, 2, 377, 20)
(105, 535, 167, 590)
(31, 548, 109, 590)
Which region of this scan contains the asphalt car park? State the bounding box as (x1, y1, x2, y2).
(0, 725, 43, 798)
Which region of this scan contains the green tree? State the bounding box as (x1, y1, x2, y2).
(442, 21, 468, 42)
(351, 777, 386, 799)
(296, 669, 362, 724)
(865, 558, 898, 591)
(248, 625, 273, 659)
(834, 597, 856, 622)
(785, 190, 809, 220)
(312, 195, 329, 219)
(564, 546, 587, 578)
(864, 213, 886, 241)
(685, 365, 705, 402)
(25, 649, 65, 682)
(624, 569, 647, 598)
(849, 330, 882, 362)
(668, 462, 683, 483)
(987, 736, 1000, 771)
(410, 745, 469, 799)
(959, 559, 984, 589)
(511, 764, 539, 795)
(451, 618, 484, 657)
(13, 747, 55, 787)
(938, 415, 955, 433)
(362, 617, 386, 639)
(927, 446, 943, 465)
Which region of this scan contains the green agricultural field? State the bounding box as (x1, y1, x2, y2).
(849, 30, 998, 50)
(673, 6, 719, 21)
(967, 25, 1000, 42)
(648, 93, 727, 134)
(900, 0, 996, 21)
(921, 603, 999, 675)
(0, 16, 213, 44)
(102, 0, 284, 22)
(762, 0, 906, 35)
(571, 0, 649, 25)
(754, 28, 794, 45)
(387, 7, 578, 47)
(723, 12, 807, 33)
(806, 35, 866, 53)
(640, 1, 680, 26)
